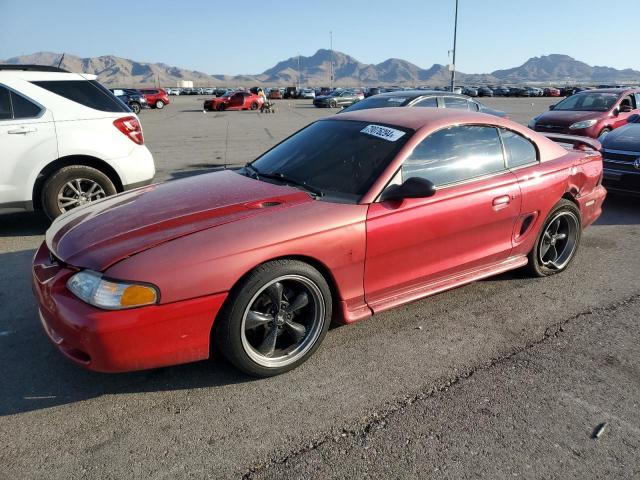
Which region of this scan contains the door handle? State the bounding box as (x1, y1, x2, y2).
(492, 195, 511, 208)
(7, 127, 37, 134)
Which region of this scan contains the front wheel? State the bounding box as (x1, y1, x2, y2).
(155, 100, 165, 109)
(41, 165, 117, 220)
(329, 100, 337, 108)
(129, 102, 141, 114)
(250, 102, 258, 110)
(215, 260, 332, 377)
(527, 199, 581, 277)
(598, 127, 611, 138)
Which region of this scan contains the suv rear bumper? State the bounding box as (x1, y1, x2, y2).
(112, 145, 156, 189)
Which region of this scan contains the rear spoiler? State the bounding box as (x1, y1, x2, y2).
(541, 133, 601, 152)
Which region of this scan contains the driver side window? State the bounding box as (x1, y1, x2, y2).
(402, 125, 506, 187)
(620, 95, 636, 110)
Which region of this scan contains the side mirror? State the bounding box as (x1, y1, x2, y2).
(549, 104, 556, 110)
(380, 177, 436, 202)
(612, 108, 620, 117)
(620, 104, 633, 113)
(627, 113, 640, 123)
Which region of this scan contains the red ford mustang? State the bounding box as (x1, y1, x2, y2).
(203, 91, 264, 111)
(33, 108, 606, 377)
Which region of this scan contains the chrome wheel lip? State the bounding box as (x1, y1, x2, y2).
(56, 178, 106, 213)
(539, 211, 579, 270)
(240, 274, 325, 368)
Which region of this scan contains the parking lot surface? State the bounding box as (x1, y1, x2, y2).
(1, 97, 639, 479)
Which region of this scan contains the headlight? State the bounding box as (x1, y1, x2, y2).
(569, 119, 597, 130)
(67, 270, 159, 310)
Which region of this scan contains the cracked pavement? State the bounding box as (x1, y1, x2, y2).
(1, 98, 639, 479)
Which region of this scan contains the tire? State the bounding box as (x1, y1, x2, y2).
(217, 103, 226, 111)
(41, 165, 117, 220)
(250, 102, 258, 110)
(155, 100, 165, 109)
(329, 100, 337, 108)
(129, 102, 141, 114)
(215, 259, 332, 377)
(598, 127, 611, 138)
(527, 199, 581, 277)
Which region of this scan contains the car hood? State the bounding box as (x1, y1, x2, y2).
(46, 170, 311, 271)
(602, 123, 640, 152)
(535, 110, 603, 126)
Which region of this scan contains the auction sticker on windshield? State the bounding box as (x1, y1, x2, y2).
(360, 124, 406, 142)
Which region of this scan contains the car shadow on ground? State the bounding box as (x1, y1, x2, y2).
(594, 193, 639, 226)
(0, 211, 49, 237)
(0, 248, 251, 417)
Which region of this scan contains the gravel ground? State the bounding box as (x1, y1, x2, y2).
(0, 97, 638, 479)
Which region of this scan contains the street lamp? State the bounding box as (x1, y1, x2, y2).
(450, 0, 459, 92)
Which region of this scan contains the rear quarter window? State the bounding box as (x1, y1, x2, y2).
(32, 80, 128, 112)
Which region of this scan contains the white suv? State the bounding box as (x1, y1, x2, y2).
(0, 65, 155, 219)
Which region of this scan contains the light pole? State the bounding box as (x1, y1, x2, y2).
(330, 30, 333, 90)
(450, 0, 459, 92)
(297, 52, 301, 90)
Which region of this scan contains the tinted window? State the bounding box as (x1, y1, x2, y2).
(0, 87, 11, 120)
(443, 96, 469, 110)
(251, 120, 411, 200)
(403, 125, 505, 187)
(501, 129, 537, 168)
(414, 97, 438, 108)
(32, 80, 128, 112)
(11, 92, 42, 118)
(341, 95, 413, 112)
(553, 92, 618, 112)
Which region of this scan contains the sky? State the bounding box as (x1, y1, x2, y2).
(0, 0, 637, 75)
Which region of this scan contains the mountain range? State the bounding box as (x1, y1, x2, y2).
(3, 51, 639, 87)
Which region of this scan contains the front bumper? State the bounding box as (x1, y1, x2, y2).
(32, 242, 227, 373)
(603, 168, 640, 194)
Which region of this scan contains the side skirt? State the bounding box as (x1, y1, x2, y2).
(368, 255, 528, 315)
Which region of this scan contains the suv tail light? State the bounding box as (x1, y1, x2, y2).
(113, 116, 144, 145)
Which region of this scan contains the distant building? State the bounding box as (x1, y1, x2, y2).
(178, 80, 193, 88)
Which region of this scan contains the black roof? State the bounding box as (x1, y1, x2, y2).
(0, 64, 69, 73)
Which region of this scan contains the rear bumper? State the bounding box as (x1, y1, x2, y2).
(32, 242, 227, 373)
(112, 145, 156, 188)
(577, 185, 607, 228)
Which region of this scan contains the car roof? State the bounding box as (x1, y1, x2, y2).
(372, 89, 463, 99)
(326, 106, 502, 131)
(574, 88, 639, 95)
(0, 70, 98, 81)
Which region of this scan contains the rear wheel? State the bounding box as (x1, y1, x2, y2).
(215, 260, 332, 377)
(250, 102, 258, 110)
(129, 102, 141, 114)
(329, 100, 337, 108)
(155, 100, 165, 109)
(41, 165, 117, 220)
(527, 199, 581, 277)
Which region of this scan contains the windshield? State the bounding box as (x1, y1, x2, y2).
(554, 92, 619, 112)
(249, 119, 412, 201)
(342, 95, 414, 112)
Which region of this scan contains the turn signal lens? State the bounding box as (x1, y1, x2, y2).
(120, 285, 157, 307)
(67, 270, 159, 310)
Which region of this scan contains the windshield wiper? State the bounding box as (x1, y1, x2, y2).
(244, 163, 260, 179)
(259, 171, 324, 198)
(244, 164, 324, 197)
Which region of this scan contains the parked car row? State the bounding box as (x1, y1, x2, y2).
(110, 88, 170, 111)
(527, 88, 640, 195)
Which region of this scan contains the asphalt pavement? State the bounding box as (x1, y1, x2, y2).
(1, 97, 638, 479)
